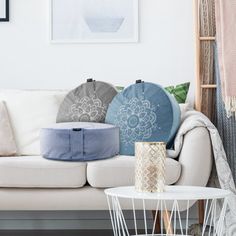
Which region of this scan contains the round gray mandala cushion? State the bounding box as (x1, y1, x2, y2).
(57, 81, 118, 123)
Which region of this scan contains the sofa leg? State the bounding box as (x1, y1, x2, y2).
(198, 200, 205, 224)
(163, 210, 174, 235)
(152, 210, 161, 233)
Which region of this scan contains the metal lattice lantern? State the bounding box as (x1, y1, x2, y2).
(135, 142, 166, 193)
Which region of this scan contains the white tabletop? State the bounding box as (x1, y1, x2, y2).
(105, 186, 231, 200)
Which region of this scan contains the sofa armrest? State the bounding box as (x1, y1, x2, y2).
(175, 127, 213, 187)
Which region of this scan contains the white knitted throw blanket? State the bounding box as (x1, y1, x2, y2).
(215, 0, 236, 117)
(167, 111, 236, 235)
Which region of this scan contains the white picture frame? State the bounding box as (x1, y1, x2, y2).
(50, 0, 139, 43)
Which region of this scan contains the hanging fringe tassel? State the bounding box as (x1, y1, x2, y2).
(225, 96, 236, 118)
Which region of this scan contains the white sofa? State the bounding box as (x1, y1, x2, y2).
(0, 90, 213, 211)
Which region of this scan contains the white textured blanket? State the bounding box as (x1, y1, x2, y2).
(167, 110, 236, 235)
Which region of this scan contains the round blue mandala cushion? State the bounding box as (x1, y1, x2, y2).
(105, 82, 181, 155)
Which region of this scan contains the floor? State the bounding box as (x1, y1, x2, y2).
(0, 230, 113, 236)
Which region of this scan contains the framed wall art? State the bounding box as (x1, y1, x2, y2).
(50, 0, 139, 43)
(0, 0, 9, 22)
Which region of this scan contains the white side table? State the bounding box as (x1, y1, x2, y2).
(105, 186, 231, 236)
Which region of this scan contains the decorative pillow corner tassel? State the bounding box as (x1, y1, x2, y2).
(225, 96, 236, 119)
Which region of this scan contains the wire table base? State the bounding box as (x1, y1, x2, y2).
(105, 186, 231, 236)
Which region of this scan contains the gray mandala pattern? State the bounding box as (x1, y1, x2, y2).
(68, 96, 107, 122)
(115, 97, 157, 145)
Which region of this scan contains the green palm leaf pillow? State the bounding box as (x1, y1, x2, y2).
(115, 86, 125, 93)
(165, 82, 190, 103)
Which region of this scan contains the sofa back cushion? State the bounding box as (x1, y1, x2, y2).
(0, 90, 67, 155)
(0, 101, 17, 156)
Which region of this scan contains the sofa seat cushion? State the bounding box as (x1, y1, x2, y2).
(87, 155, 181, 188)
(0, 156, 86, 188)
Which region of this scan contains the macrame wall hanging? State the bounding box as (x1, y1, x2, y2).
(199, 0, 216, 120)
(195, 0, 216, 120)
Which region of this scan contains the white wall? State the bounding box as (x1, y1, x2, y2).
(0, 0, 195, 101)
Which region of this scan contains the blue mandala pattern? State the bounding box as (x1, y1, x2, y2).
(115, 97, 157, 146)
